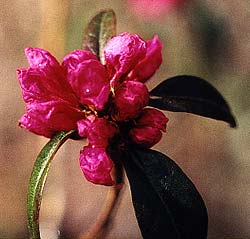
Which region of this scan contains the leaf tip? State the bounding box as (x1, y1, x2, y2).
(82, 9, 116, 59)
(229, 116, 237, 128)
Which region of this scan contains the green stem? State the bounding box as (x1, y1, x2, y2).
(27, 130, 74, 239)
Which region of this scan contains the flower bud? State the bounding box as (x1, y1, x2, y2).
(114, 81, 149, 121)
(129, 126, 162, 148)
(135, 108, 168, 131)
(80, 146, 114, 186)
(129, 108, 169, 148)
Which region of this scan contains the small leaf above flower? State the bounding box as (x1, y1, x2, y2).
(82, 9, 116, 64)
(149, 75, 236, 127)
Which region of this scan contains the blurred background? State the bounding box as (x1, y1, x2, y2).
(1, 0, 250, 238)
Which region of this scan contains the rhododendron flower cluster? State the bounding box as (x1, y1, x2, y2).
(18, 32, 168, 186)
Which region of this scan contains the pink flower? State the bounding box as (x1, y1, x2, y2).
(114, 81, 149, 121)
(127, 0, 186, 20)
(18, 32, 166, 186)
(18, 47, 111, 138)
(129, 108, 169, 148)
(77, 115, 118, 147)
(80, 146, 114, 186)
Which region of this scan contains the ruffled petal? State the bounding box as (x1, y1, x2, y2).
(127, 35, 163, 83)
(135, 108, 168, 132)
(77, 115, 96, 137)
(80, 146, 114, 186)
(104, 32, 147, 85)
(77, 115, 118, 147)
(19, 113, 54, 138)
(25, 47, 61, 69)
(20, 47, 78, 105)
(17, 68, 74, 105)
(129, 126, 162, 148)
(67, 59, 110, 110)
(62, 50, 98, 73)
(114, 80, 149, 121)
(128, 108, 168, 148)
(19, 100, 84, 138)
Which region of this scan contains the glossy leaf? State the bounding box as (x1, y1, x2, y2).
(82, 9, 116, 64)
(149, 75, 236, 127)
(123, 146, 208, 239)
(27, 130, 74, 239)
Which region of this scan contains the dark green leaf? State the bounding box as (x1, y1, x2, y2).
(82, 9, 116, 64)
(149, 75, 236, 127)
(123, 146, 208, 239)
(27, 130, 74, 239)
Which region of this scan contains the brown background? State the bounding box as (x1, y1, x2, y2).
(1, 0, 250, 238)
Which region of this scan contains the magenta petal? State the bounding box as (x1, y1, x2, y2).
(114, 81, 149, 121)
(67, 59, 110, 110)
(128, 108, 168, 148)
(77, 116, 118, 147)
(19, 100, 84, 138)
(129, 126, 162, 148)
(136, 108, 168, 132)
(18, 47, 88, 138)
(80, 146, 114, 186)
(127, 35, 163, 83)
(104, 32, 147, 83)
(19, 113, 54, 138)
(77, 115, 96, 137)
(17, 68, 74, 105)
(25, 47, 61, 69)
(62, 50, 98, 73)
(20, 48, 78, 105)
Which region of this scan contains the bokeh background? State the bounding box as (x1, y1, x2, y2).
(1, 0, 250, 238)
